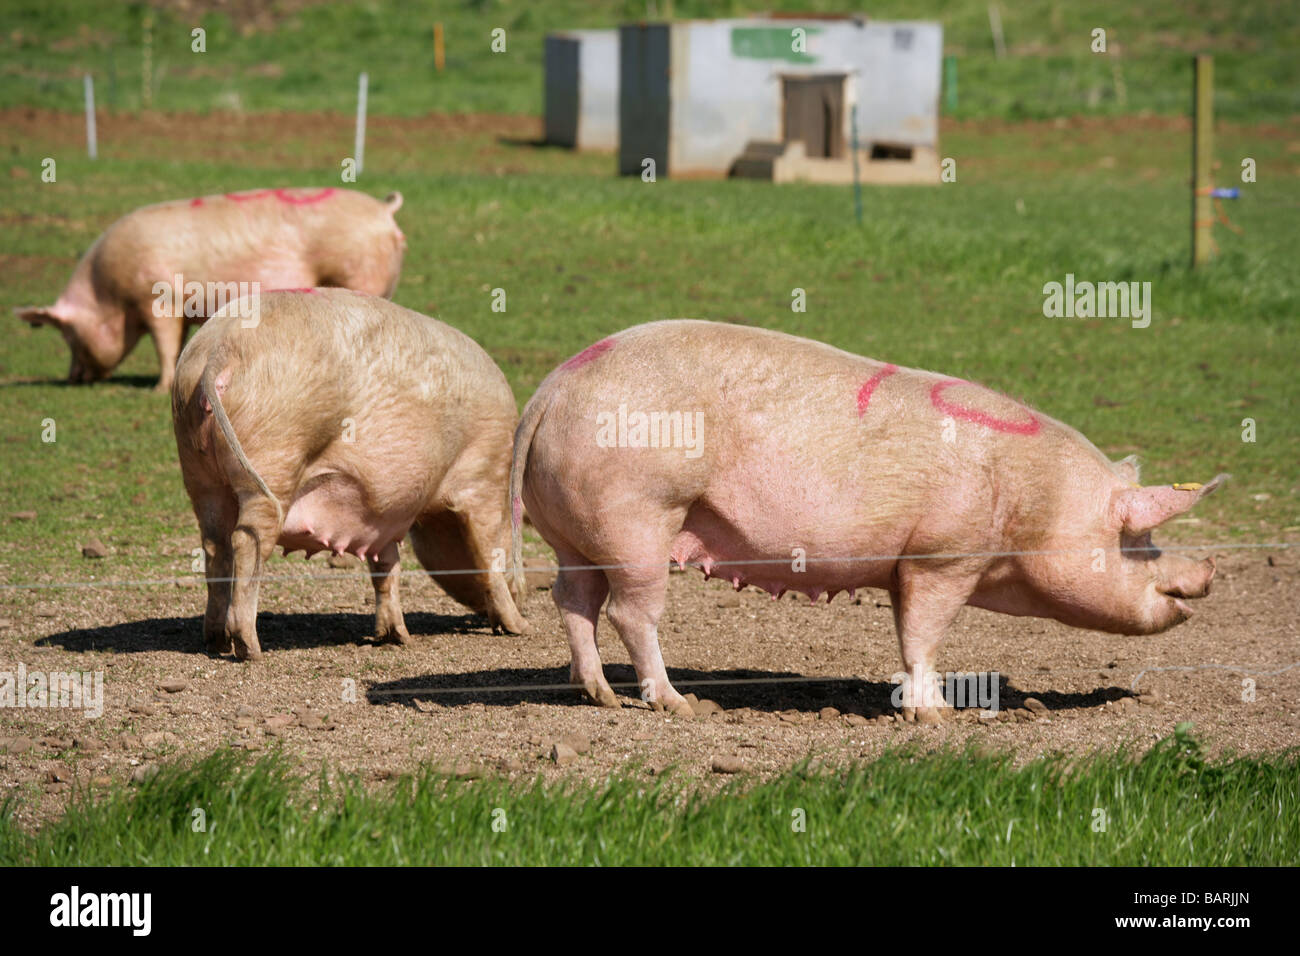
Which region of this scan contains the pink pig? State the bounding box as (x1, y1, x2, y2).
(17, 188, 405, 391)
(511, 320, 1223, 718)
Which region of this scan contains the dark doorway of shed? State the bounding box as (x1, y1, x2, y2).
(781, 74, 847, 159)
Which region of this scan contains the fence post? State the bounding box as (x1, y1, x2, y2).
(355, 72, 369, 177)
(84, 74, 97, 160)
(1191, 55, 1213, 267)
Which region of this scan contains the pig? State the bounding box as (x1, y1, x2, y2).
(172, 288, 526, 661)
(17, 188, 406, 392)
(511, 320, 1224, 718)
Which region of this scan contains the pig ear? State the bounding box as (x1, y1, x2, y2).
(1112, 455, 1141, 485)
(1113, 473, 1228, 536)
(15, 306, 63, 328)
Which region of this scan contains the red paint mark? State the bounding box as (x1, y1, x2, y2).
(856, 363, 897, 416)
(560, 337, 615, 371)
(223, 188, 337, 205)
(930, 379, 1041, 435)
(190, 197, 204, 207)
(269, 287, 316, 294)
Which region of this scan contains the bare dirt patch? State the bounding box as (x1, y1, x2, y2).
(1, 547, 1296, 827)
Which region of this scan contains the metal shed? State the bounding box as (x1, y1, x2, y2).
(544, 30, 620, 152)
(619, 18, 943, 183)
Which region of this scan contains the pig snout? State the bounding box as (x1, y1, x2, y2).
(1149, 556, 1215, 629)
(1160, 556, 1216, 600)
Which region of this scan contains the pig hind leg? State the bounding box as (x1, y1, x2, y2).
(197, 494, 237, 654)
(603, 546, 692, 717)
(551, 549, 617, 707)
(369, 540, 411, 645)
(890, 559, 984, 719)
(225, 495, 282, 661)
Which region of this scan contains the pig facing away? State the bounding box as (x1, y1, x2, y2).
(512, 320, 1224, 718)
(172, 289, 526, 661)
(18, 188, 405, 392)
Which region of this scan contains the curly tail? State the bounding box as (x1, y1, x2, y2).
(509, 386, 553, 598)
(201, 360, 283, 528)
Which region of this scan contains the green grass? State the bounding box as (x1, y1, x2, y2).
(2, 728, 1295, 865)
(2, 0, 1297, 120)
(1, 113, 1296, 594)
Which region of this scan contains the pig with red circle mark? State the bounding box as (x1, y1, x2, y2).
(511, 320, 1224, 718)
(17, 188, 405, 391)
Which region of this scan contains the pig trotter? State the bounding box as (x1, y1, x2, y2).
(205, 630, 233, 655)
(577, 678, 621, 709)
(231, 633, 264, 661)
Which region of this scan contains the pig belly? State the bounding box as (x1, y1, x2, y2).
(667, 498, 905, 601)
(278, 473, 413, 560)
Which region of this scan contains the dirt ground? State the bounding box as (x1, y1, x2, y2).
(1, 545, 1296, 826)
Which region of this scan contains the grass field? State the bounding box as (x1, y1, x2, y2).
(2, 111, 1296, 591)
(3, 728, 1295, 865)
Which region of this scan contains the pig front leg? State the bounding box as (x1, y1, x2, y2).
(410, 505, 528, 635)
(146, 306, 185, 393)
(890, 559, 986, 721)
(226, 496, 281, 660)
(551, 550, 618, 707)
(369, 541, 411, 645)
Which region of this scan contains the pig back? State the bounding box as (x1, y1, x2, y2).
(178, 289, 516, 497)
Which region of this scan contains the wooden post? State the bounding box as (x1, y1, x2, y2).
(1191, 55, 1214, 267)
(433, 22, 445, 72)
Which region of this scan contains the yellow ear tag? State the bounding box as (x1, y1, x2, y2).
(1172, 482, 1203, 491)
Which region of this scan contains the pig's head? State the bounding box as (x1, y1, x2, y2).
(1021, 458, 1225, 635)
(16, 305, 128, 384)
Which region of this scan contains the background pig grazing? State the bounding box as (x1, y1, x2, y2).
(18, 188, 405, 391)
(172, 288, 526, 660)
(512, 320, 1224, 718)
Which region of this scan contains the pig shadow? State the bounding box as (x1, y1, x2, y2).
(34, 610, 497, 656)
(369, 666, 1126, 716)
(3, 374, 159, 390)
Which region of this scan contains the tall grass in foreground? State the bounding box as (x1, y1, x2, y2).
(3, 728, 1296, 865)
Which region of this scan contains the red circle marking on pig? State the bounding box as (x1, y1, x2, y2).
(856, 363, 898, 416)
(223, 188, 336, 205)
(930, 379, 1041, 435)
(560, 337, 616, 371)
(273, 187, 336, 205)
(190, 197, 204, 207)
(225, 190, 273, 202)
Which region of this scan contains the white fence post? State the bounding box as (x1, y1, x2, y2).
(84, 74, 97, 160)
(355, 72, 368, 177)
